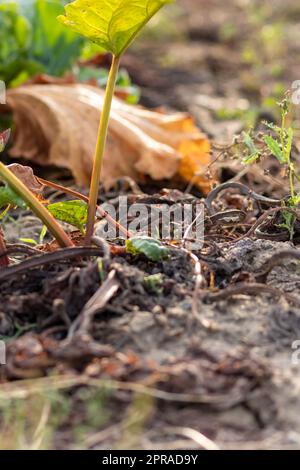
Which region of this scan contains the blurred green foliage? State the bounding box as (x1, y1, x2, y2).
(0, 0, 84, 87)
(76, 66, 140, 104)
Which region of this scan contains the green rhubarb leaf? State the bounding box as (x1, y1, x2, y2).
(126, 236, 169, 261)
(48, 200, 88, 233)
(57, 0, 173, 57)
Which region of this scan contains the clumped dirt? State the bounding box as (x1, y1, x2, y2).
(2, 222, 300, 449)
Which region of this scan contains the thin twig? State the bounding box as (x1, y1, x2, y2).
(205, 182, 281, 216)
(254, 249, 300, 280)
(232, 207, 300, 242)
(0, 246, 106, 281)
(203, 282, 300, 307)
(0, 244, 43, 259)
(68, 270, 120, 337)
(164, 426, 220, 451)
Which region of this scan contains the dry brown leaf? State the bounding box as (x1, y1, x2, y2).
(7, 84, 213, 193)
(7, 163, 44, 196)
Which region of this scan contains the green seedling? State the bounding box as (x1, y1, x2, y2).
(18, 225, 47, 246)
(242, 97, 300, 239)
(263, 99, 295, 198)
(243, 98, 296, 197)
(58, 0, 173, 244)
(1, 2, 173, 253)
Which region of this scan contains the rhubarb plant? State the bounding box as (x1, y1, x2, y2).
(0, 1, 173, 251)
(58, 0, 173, 243)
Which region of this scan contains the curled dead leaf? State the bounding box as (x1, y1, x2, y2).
(6, 84, 213, 193)
(7, 163, 44, 196)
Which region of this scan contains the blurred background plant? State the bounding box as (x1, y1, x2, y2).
(0, 0, 84, 87)
(0, 0, 139, 102)
(0, 385, 111, 450)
